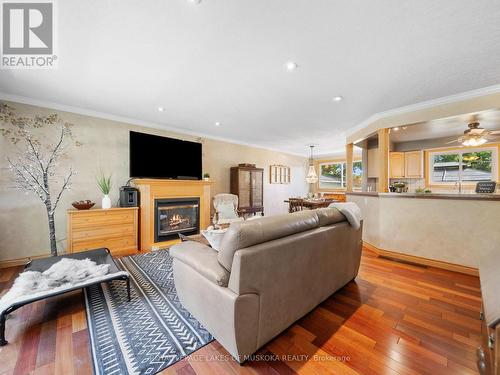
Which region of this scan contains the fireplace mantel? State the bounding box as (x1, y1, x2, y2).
(132, 179, 212, 250)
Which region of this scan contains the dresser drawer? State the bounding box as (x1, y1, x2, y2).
(70, 210, 135, 228)
(72, 223, 136, 241)
(72, 235, 137, 253)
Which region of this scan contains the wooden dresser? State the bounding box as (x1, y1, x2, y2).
(67, 207, 139, 255)
(230, 165, 264, 216)
(478, 249, 500, 375)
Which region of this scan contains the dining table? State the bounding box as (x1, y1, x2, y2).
(284, 198, 337, 209)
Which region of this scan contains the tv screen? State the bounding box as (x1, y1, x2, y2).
(129, 131, 202, 179)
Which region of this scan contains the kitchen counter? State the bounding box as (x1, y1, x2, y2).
(346, 191, 500, 201)
(346, 191, 500, 268)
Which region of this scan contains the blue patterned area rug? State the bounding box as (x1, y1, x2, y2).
(84, 250, 214, 375)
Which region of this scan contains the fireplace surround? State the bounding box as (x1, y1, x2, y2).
(133, 179, 212, 250)
(154, 198, 200, 242)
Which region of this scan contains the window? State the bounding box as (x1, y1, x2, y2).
(319, 162, 344, 189)
(353, 161, 363, 189)
(318, 161, 363, 189)
(429, 147, 497, 184)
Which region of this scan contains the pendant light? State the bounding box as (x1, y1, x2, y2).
(306, 145, 318, 184)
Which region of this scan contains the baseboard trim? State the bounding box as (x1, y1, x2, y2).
(363, 242, 479, 277)
(0, 253, 50, 269)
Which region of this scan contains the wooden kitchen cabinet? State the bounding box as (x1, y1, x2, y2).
(389, 151, 424, 179)
(367, 148, 379, 178)
(405, 151, 424, 178)
(389, 152, 405, 178)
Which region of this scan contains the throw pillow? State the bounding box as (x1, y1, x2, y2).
(217, 202, 238, 219)
(201, 228, 228, 252)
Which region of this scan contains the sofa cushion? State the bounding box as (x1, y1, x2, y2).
(170, 241, 230, 286)
(315, 207, 346, 226)
(218, 210, 319, 271)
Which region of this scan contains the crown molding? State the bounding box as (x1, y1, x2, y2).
(0, 91, 308, 158)
(2, 84, 500, 159)
(347, 83, 500, 140)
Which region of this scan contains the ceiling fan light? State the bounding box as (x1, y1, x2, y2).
(462, 137, 487, 147)
(475, 138, 487, 146)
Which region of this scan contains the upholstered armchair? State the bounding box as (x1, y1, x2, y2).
(213, 193, 244, 225)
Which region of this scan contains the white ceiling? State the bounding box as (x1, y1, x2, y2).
(389, 109, 500, 143)
(1, 0, 500, 156)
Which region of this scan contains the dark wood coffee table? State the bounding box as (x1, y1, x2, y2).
(0, 248, 130, 346)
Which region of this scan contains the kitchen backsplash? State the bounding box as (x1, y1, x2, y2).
(389, 178, 425, 192)
(389, 178, 478, 193)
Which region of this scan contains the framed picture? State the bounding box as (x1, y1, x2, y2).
(270, 165, 290, 184)
(270, 165, 279, 184)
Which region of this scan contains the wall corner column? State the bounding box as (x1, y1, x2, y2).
(346, 143, 354, 192)
(377, 128, 389, 192)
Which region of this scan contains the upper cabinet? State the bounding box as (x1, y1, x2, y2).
(405, 151, 424, 178)
(367, 148, 379, 178)
(389, 152, 405, 178)
(389, 150, 424, 178)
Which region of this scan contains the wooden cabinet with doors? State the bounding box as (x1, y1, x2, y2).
(405, 150, 424, 178)
(389, 151, 424, 178)
(230, 165, 264, 216)
(390, 152, 406, 178)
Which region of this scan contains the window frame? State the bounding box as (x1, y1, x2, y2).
(427, 145, 498, 186)
(318, 161, 346, 190)
(316, 158, 363, 191)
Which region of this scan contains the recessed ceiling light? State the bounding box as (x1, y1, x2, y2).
(402, 126, 408, 130)
(285, 61, 298, 71)
(215, 122, 221, 127)
(333, 96, 344, 102)
(158, 107, 165, 112)
(393, 127, 400, 131)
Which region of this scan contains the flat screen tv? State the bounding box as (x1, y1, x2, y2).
(129, 131, 202, 179)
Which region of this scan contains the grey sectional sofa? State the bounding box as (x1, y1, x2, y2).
(169, 207, 362, 362)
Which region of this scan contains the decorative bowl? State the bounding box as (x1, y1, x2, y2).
(72, 200, 95, 210)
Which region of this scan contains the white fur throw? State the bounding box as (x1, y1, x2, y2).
(0, 258, 110, 309)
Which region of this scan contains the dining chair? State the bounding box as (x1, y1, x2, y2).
(288, 198, 304, 213)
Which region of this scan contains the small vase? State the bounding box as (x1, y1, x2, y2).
(102, 194, 111, 209)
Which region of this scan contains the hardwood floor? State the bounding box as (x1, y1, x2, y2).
(0, 248, 482, 374)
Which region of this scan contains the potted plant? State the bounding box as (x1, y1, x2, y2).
(203, 173, 210, 181)
(97, 172, 112, 209)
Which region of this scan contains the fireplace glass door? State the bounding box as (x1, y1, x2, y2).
(154, 198, 200, 242)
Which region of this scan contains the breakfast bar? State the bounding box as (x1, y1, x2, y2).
(347, 191, 500, 271)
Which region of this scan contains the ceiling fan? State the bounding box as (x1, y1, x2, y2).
(447, 121, 500, 147)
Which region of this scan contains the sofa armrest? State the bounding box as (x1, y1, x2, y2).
(170, 241, 230, 287)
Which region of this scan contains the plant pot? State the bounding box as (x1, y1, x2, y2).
(203, 177, 210, 181)
(101, 194, 111, 209)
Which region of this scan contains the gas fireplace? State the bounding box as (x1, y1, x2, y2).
(154, 198, 200, 242)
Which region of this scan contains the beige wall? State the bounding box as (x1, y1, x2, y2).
(0, 101, 308, 261)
